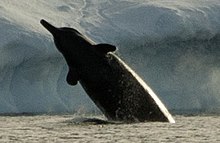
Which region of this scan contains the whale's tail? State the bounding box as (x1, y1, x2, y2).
(40, 19, 58, 36)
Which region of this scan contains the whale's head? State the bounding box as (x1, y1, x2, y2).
(40, 19, 91, 54)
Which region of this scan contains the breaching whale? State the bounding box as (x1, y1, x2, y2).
(40, 19, 175, 123)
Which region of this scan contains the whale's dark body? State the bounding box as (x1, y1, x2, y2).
(40, 19, 175, 123)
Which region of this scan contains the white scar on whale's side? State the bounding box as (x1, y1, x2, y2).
(112, 53, 175, 123)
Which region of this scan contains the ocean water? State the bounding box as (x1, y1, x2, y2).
(0, 115, 219, 142)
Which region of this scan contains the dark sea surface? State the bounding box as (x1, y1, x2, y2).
(0, 115, 219, 142)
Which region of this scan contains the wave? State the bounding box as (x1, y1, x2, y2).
(0, 0, 219, 114)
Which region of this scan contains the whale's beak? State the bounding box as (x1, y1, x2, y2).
(40, 19, 59, 36)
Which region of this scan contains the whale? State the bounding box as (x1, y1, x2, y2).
(40, 19, 175, 123)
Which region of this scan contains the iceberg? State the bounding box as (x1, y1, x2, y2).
(0, 0, 219, 114)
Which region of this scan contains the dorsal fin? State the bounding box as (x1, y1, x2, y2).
(93, 43, 117, 54)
